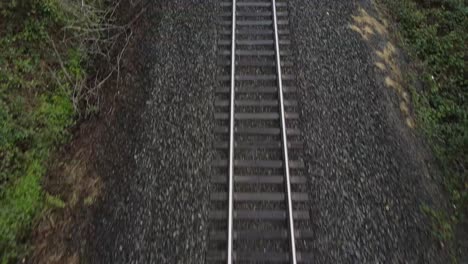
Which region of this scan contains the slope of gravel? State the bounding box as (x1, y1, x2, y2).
(86, 1, 217, 263)
(288, 0, 450, 263)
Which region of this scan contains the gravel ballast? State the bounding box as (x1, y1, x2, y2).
(288, 0, 449, 262)
(87, 1, 217, 263)
(86, 0, 450, 263)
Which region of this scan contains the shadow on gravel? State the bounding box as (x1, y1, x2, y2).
(85, 1, 217, 263)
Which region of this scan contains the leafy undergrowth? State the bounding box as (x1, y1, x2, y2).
(379, 0, 467, 257)
(0, 0, 116, 262)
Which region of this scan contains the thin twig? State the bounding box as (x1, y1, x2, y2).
(47, 35, 73, 84)
(50, 1, 145, 116)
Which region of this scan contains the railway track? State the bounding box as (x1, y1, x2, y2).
(208, 0, 313, 262)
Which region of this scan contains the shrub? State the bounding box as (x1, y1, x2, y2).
(0, 0, 78, 262)
(380, 0, 467, 253)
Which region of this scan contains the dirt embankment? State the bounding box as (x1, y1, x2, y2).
(27, 1, 149, 263)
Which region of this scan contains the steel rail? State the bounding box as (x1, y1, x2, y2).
(227, 0, 236, 262)
(271, 0, 297, 263)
